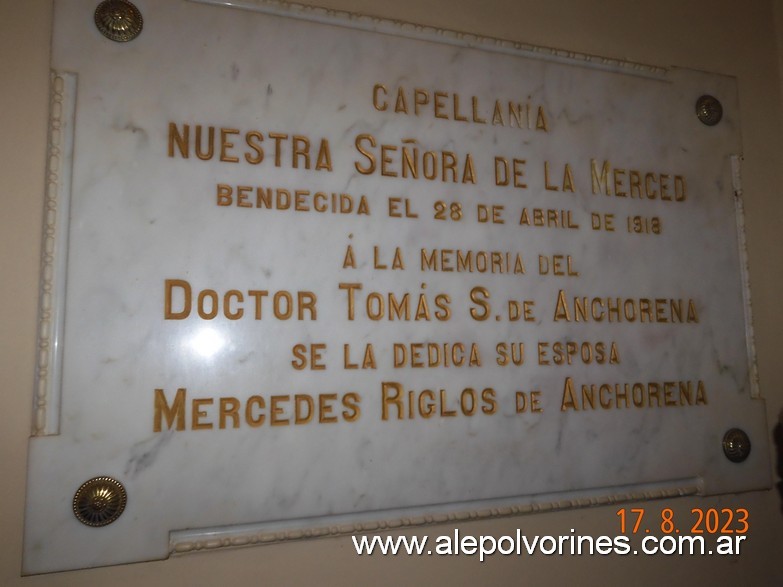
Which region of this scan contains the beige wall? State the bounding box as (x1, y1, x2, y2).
(2, 0, 782, 584)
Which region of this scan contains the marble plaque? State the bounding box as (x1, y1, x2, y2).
(24, 0, 771, 573)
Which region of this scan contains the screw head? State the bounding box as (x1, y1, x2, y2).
(722, 428, 751, 463)
(95, 0, 143, 42)
(696, 95, 723, 126)
(73, 476, 127, 526)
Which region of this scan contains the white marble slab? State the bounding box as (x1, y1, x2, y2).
(24, 0, 770, 573)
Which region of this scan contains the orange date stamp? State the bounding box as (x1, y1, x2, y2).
(616, 507, 749, 535)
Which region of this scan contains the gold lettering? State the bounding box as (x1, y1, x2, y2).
(342, 392, 361, 421)
(154, 388, 186, 431)
(561, 377, 577, 411)
(192, 398, 213, 430)
(168, 123, 189, 158)
(414, 89, 430, 115)
(246, 396, 265, 427)
(591, 159, 611, 195)
(270, 395, 290, 426)
(433, 91, 448, 119)
(382, 381, 404, 420)
(343, 244, 356, 269)
(453, 93, 468, 122)
(219, 397, 240, 429)
(319, 394, 338, 423)
(373, 84, 388, 111)
(244, 130, 264, 164)
(220, 128, 240, 163)
(536, 107, 548, 131)
(295, 394, 314, 424)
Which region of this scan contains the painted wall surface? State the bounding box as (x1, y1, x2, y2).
(1, 0, 782, 584)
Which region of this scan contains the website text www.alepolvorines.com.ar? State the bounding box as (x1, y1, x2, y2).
(351, 528, 747, 562)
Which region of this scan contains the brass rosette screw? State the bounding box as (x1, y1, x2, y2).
(95, 0, 143, 42)
(722, 428, 751, 463)
(696, 95, 722, 126)
(73, 476, 128, 527)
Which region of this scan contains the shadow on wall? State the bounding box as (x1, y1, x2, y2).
(775, 409, 783, 512)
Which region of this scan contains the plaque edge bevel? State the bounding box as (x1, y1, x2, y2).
(169, 480, 701, 556)
(730, 155, 762, 401)
(32, 70, 77, 437)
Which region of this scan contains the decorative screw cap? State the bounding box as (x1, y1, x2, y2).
(696, 95, 723, 126)
(95, 0, 143, 42)
(73, 476, 127, 527)
(722, 428, 751, 463)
